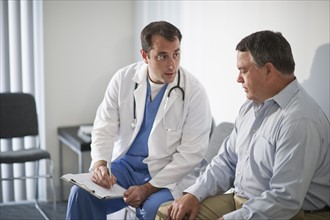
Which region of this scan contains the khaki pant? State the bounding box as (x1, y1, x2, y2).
(156, 193, 329, 220)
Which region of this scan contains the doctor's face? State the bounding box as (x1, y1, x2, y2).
(141, 35, 181, 84)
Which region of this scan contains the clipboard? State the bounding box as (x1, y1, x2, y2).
(61, 173, 126, 199)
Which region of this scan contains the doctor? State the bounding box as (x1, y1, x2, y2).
(66, 21, 212, 220)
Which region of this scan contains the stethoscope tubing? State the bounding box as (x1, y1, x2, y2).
(132, 70, 184, 128)
(167, 70, 185, 101)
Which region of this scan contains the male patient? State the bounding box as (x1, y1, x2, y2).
(157, 30, 330, 220)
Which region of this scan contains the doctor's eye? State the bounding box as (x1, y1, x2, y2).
(156, 53, 180, 62)
(156, 54, 168, 61)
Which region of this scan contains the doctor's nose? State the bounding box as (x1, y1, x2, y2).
(168, 60, 176, 71)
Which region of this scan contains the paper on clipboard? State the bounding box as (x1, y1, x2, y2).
(61, 173, 126, 199)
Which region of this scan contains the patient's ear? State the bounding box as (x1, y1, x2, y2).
(264, 62, 279, 83)
(265, 62, 273, 75)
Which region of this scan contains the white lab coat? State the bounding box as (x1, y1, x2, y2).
(90, 62, 212, 198)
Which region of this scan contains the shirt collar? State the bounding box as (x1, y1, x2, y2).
(271, 78, 299, 109)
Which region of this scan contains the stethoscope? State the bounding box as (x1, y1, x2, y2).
(131, 70, 185, 130)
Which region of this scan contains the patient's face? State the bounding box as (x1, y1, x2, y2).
(236, 51, 268, 103)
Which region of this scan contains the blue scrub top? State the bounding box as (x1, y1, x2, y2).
(121, 80, 168, 173)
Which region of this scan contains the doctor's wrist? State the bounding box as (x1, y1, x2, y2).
(143, 182, 160, 196)
(92, 160, 107, 171)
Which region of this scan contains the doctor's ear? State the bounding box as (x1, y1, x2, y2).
(140, 49, 149, 64)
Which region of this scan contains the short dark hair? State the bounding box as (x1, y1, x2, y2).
(141, 21, 182, 54)
(236, 30, 295, 74)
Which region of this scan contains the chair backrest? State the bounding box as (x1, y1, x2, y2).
(0, 93, 38, 139)
(204, 122, 234, 164)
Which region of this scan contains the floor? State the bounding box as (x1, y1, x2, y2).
(0, 201, 66, 220)
(0, 201, 137, 220)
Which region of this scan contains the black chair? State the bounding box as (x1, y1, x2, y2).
(0, 93, 56, 220)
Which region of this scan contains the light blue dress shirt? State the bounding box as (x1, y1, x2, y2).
(185, 79, 330, 219)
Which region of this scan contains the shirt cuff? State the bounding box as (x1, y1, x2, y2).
(184, 183, 208, 202)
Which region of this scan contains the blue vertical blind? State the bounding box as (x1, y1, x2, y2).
(0, 0, 44, 203)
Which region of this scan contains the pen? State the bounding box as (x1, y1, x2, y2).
(107, 163, 113, 191)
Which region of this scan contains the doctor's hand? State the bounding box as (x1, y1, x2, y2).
(167, 193, 200, 220)
(91, 161, 116, 188)
(123, 183, 159, 208)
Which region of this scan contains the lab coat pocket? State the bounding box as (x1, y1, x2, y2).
(166, 129, 183, 154)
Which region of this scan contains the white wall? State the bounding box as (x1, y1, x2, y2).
(134, 1, 329, 124)
(133, 1, 182, 59)
(43, 1, 134, 198)
(179, 1, 329, 123)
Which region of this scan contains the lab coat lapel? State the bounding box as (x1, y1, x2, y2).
(152, 75, 180, 129)
(128, 65, 147, 146)
(133, 83, 146, 128)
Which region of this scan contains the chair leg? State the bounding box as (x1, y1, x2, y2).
(35, 202, 49, 220)
(34, 160, 50, 220)
(49, 159, 56, 220)
(125, 206, 137, 220)
(32, 159, 57, 220)
(124, 207, 129, 219)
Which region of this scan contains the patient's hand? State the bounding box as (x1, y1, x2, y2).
(168, 193, 200, 220)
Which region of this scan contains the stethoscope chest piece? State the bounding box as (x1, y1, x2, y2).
(131, 119, 137, 129)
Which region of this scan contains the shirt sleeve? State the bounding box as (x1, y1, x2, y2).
(184, 127, 238, 201)
(224, 118, 323, 219)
